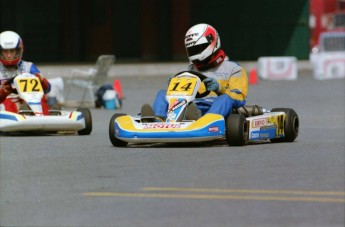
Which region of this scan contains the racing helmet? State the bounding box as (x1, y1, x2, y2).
(0, 31, 24, 66)
(184, 24, 221, 63)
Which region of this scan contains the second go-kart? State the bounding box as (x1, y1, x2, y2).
(0, 73, 92, 135)
(109, 71, 299, 147)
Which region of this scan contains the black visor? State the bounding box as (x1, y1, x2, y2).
(186, 43, 209, 57)
(186, 34, 214, 57)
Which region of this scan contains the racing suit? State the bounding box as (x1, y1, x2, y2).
(0, 61, 51, 113)
(152, 57, 248, 118)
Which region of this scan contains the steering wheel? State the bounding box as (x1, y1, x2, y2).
(173, 71, 211, 98)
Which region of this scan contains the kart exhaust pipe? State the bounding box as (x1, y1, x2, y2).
(235, 105, 266, 117)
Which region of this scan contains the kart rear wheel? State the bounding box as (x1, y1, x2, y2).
(225, 113, 247, 146)
(77, 108, 92, 135)
(109, 113, 128, 147)
(270, 108, 299, 142)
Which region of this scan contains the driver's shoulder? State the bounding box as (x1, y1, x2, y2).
(222, 59, 241, 67)
(19, 60, 34, 68)
(19, 60, 39, 73)
(220, 59, 244, 72)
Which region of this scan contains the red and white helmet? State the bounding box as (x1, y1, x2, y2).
(0, 31, 24, 66)
(184, 24, 221, 63)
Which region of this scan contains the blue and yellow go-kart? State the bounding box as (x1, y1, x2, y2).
(109, 71, 299, 147)
(0, 73, 92, 135)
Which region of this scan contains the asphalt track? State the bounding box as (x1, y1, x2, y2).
(0, 69, 344, 227)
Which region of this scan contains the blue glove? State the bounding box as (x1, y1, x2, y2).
(203, 78, 220, 92)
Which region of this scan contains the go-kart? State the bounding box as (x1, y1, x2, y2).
(109, 71, 299, 146)
(0, 73, 92, 135)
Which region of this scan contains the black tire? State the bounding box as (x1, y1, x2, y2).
(270, 108, 299, 142)
(77, 108, 92, 135)
(109, 113, 128, 147)
(225, 114, 247, 146)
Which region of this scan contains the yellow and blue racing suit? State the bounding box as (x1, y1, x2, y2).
(152, 59, 248, 118)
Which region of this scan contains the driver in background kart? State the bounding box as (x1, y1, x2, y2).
(141, 23, 248, 121)
(0, 31, 51, 113)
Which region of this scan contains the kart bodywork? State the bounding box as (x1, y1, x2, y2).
(0, 73, 92, 135)
(109, 71, 299, 146)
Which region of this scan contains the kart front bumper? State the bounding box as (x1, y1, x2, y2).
(114, 113, 225, 143)
(0, 111, 86, 132)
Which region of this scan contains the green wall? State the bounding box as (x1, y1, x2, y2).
(191, 0, 309, 60)
(0, 0, 309, 62)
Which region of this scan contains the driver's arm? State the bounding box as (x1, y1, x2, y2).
(218, 66, 248, 101)
(0, 84, 13, 103)
(29, 64, 51, 93)
(34, 73, 51, 93)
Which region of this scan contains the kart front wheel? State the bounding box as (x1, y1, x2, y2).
(225, 113, 247, 146)
(109, 113, 128, 147)
(77, 108, 92, 135)
(270, 108, 299, 142)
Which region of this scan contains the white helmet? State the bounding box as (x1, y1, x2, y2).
(184, 24, 221, 63)
(0, 31, 24, 66)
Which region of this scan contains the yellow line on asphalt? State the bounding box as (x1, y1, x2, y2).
(83, 192, 345, 203)
(142, 187, 345, 196)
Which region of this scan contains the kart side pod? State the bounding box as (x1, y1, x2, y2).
(225, 108, 299, 146)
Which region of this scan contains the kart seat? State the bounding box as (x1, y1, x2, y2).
(234, 105, 264, 117)
(18, 103, 35, 116)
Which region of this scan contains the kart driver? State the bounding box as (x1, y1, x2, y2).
(141, 23, 248, 121)
(0, 31, 51, 113)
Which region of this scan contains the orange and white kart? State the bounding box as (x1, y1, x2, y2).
(109, 71, 299, 147)
(0, 73, 92, 135)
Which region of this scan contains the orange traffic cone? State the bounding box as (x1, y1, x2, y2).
(113, 79, 123, 99)
(249, 68, 258, 85)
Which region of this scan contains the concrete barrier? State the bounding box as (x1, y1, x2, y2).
(37, 61, 311, 79)
(310, 52, 345, 80)
(257, 57, 298, 80)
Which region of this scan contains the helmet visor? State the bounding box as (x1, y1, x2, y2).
(186, 43, 209, 57)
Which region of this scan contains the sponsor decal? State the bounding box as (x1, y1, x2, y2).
(250, 129, 276, 140)
(167, 111, 177, 121)
(4, 41, 14, 46)
(261, 126, 276, 130)
(250, 132, 260, 139)
(168, 99, 187, 112)
(169, 91, 190, 96)
(185, 41, 196, 47)
(208, 126, 219, 133)
(259, 133, 270, 139)
(259, 128, 277, 139)
(185, 33, 199, 38)
(252, 118, 267, 128)
(69, 111, 80, 121)
(143, 123, 181, 129)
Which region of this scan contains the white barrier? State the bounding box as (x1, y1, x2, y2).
(257, 57, 298, 80)
(310, 52, 345, 80)
(47, 77, 64, 105)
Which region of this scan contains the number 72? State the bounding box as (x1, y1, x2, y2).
(19, 78, 42, 92)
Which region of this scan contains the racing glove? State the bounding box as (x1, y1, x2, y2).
(34, 73, 51, 93)
(203, 77, 220, 92)
(0, 84, 13, 103)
